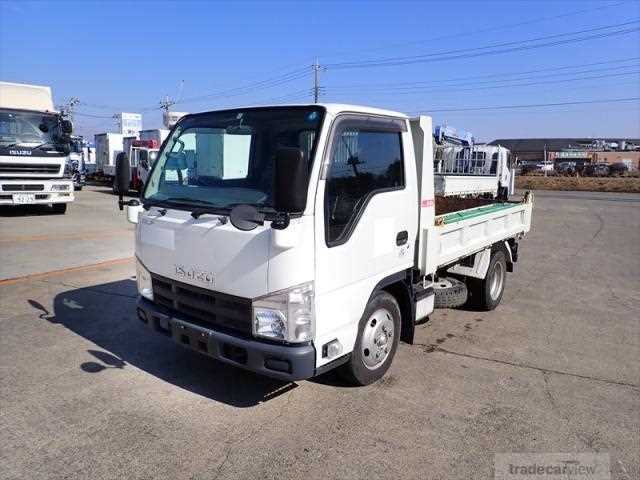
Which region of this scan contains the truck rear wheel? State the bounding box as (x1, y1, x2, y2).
(468, 250, 507, 311)
(339, 291, 401, 386)
(51, 203, 67, 214)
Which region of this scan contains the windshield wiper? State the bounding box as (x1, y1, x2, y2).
(144, 197, 225, 217)
(31, 140, 58, 151)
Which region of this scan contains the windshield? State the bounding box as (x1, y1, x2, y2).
(0, 109, 62, 151)
(144, 106, 325, 210)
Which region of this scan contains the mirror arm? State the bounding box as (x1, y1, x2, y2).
(271, 212, 290, 230)
(119, 198, 140, 211)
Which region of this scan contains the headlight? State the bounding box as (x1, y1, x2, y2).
(52, 184, 69, 191)
(136, 258, 153, 300)
(252, 282, 314, 343)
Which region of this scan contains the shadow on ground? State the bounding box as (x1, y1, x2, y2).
(88, 185, 140, 198)
(0, 205, 66, 217)
(30, 279, 299, 408)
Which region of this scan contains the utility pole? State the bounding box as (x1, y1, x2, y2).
(59, 97, 80, 122)
(159, 94, 175, 114)
(313, 58, 321, 103)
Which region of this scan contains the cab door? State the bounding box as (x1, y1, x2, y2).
(313, 114, 418, 364)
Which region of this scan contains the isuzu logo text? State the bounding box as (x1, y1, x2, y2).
(10, 150, 32, 156)
(175, 265, 215, 285)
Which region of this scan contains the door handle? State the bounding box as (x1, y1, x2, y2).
(396, 231, 408, 246)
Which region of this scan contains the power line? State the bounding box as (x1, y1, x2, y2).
(174, 67, 310, 106)
(326, 20, 640, 69)
(412, 97, 640, 114)
(315, 1, 629, 62)
(74, 111, 115, 119)
(325, 57, 640, 90)
(325, 69, 640, 97)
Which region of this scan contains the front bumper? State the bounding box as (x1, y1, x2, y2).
(136, 297, 316, 381)
(0, 179, 74, 205)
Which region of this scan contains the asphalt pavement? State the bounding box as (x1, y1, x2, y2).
(0, 187, 638, 479)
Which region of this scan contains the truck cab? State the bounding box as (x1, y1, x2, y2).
(130, 139, 159, 189)
(0, 82, 75, 213)
(120, 104, 532, 385)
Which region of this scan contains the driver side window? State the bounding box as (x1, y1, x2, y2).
(324, 125, 404, 246)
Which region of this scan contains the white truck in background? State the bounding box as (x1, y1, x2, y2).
(116, 104, 533, 386)
(136, 129, 169, 188)
(68, 136, 87, 190)
(433, 125, 514, 199)
(0, 81, 75, 213)
(95, 131, 124, 180)
(115, 128, 169, 193)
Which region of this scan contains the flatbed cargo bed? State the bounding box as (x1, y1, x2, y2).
(433, 195, 533, 268)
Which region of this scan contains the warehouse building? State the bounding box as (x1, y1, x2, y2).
(488, 138, 640, 169)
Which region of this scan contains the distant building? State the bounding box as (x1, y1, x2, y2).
(488, 138, 640, 169)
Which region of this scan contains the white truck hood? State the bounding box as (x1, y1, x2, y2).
(136, 208, 272, 299)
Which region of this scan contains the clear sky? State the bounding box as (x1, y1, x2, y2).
(1, 0, 639, 142)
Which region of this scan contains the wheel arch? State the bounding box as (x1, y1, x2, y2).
(367, 269, 415, 345)
(494, 241, 514, 273)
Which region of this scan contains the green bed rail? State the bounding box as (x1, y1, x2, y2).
(438, 202, 518, 225)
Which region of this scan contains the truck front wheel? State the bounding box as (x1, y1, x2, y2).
(468, 250, 507, 311)
(339, 291, 401, 386)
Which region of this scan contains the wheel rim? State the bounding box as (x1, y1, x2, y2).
(361, 308, 395, 370)
(489, 261, 505, 300)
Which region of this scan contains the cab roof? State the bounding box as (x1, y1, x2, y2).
(188, 103, 408, 119)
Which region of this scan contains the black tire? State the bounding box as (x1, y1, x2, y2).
(467, 250, 507, 311)
(51, 203, 67, 214)
(339, 291, 401, 386)
(74, 185, 82, 191)
(434, 277, 468, 308)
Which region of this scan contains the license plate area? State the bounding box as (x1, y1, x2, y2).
(172, 320, 211, 354)
(13, 193, 36, 204)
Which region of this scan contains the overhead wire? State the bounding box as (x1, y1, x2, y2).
(411, 97, 640, 114)
(324, 69, 640, 97)
(326, 20, 640, 69)
(314, 1, 629, 61)
(324, 57, 640, 90)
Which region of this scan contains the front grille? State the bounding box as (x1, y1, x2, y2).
(2, 184, 45, 191)
(151, 274, 252, 336)
(0, 163, 61, 174)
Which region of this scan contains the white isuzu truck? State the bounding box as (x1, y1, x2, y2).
(116, 104, 533, 385)
(0, 81, 75, 213)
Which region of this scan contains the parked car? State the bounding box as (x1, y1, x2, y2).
(584, 163, 610, 177)
(608, 162, 630, 176)
(556, 162, 576, 175)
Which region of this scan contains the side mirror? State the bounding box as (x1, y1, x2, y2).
(273, 147, 308, 213)
(115, 152, 130, 210)
(61, 120, 73, 134)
